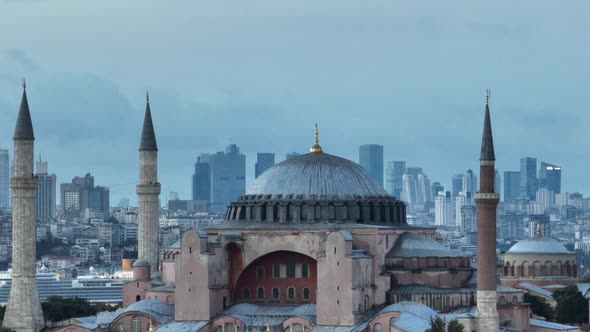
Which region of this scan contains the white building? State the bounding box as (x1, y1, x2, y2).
(455, 191, 474, 229)
(536, 188, 555, 212)
(401, 167, 432, 206)
(435, 191, 454, 227)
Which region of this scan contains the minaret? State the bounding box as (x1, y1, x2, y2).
(475, 90, 499, 331)
(3, 81, 45, 331)
(137, 93, 161, 272)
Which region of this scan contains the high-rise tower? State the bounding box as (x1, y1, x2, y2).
(475, 91, 499, 331)
(3, 81, 44, 331)
(137, 93, 161, 271)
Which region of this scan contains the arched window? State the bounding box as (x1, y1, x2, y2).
(117, 323, 124, 332)
(301, 263, 309, 278)
(256, 266, 265, 281)
(243, 288, 250, 299)
(272, 287, 280, 299)
(498, 296, 506, 305)
(512, 296, 518, 304)
(257, 286, 265, 299)
(136, 295, 141, 302)
(132, 316, 141, 332)
(373, 323, 383, 332)
(288, 287, 295, 300)
(303, 288, 310, 300)
(292, 323, 304, 332)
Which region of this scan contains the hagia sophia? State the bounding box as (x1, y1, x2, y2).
(2, 83, 584, 332)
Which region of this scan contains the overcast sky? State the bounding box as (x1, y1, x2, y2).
(0, 0, 588, 205)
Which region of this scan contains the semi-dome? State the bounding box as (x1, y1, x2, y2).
(247, 152, 389, 199)
(506, 236, 571, 255)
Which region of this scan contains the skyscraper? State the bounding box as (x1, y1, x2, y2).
(359, 144, 383, 186)
(503, 171, 520, 202)
(434, 191, 453, 226)
(401, 167, 432, 205)
(431, 182, 444, 197)
(451, 174, 463, 200)
(0, 149, 8, 210)
(192, 153, 211, 206)
(210, 144, 246, 213)
(4, 82, 44, 331)
(462, 169, 478, 194)
(35, 158, 56, 221)
(455, 191, 474, 229)
(520, 157, 537, 199)
(60, 173, 109, 217)
(255, 153, 275, 178)
(385, 161, 405, 198)
(539, 162, 561, 194)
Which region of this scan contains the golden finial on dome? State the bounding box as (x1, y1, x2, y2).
(266, 321, 271, 332)
(148, 317, 154, 332)
(536, 223, 542, 237)
(310, 123, 323, 153)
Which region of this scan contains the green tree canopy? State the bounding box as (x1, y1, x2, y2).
(41, 296, 119, 323)
(426, 316, 446, 332)
(447, 319, 464, 332)
(524, 293, 554, 321)
(553, 285, 589, 324)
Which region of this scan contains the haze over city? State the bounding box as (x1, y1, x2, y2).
(0, 0, 589, 203)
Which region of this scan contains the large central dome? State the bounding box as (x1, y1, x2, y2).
(247, 152, 389, 199)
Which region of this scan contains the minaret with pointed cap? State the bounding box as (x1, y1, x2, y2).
(3, 81, 45, 331)
(137, 92, 161, 272)
(475, 89, 500, 331)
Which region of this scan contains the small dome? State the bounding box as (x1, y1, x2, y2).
(247, 152, 389, 199)
(132, 259, 151, 267)
(506, 236, 571, 254)
(387, 233, 466, 258)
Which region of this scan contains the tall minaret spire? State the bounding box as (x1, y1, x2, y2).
(475, 90, 500, 332)
(137, 93, 161, 272)
(4, 81, 45, 331)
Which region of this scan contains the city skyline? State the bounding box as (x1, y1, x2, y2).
(1, 1, 589, 204)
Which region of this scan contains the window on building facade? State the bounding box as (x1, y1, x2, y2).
(373, 323, 383, 332)
(288, 287, 295, 299)
(132, 316, 141, 332)
(303, 288, 310, 299)
(117, 323, 125, 332)
(272, 287, 280, 299)
(243, 288, 250, 299)
(301, 262, 309, 278)
(256, 266, 265, 280)
(257, 286, 264, 299)
(273, 263, 280, 278)
(286, 257, 295, 278)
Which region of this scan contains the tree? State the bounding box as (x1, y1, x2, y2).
(41, 296, 119, 323)
(426, 317, 446, 332)
(524, 293, 554, 321)
(553, 285, 589, 324)
(447, 319, 464, 332)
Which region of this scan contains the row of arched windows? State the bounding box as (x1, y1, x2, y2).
(255, 263, 311, 280)
(243, 286, 311, 300)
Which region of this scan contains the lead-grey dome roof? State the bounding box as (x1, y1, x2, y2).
(506, 236, 572, 255)
(247, 152, 389, 199)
